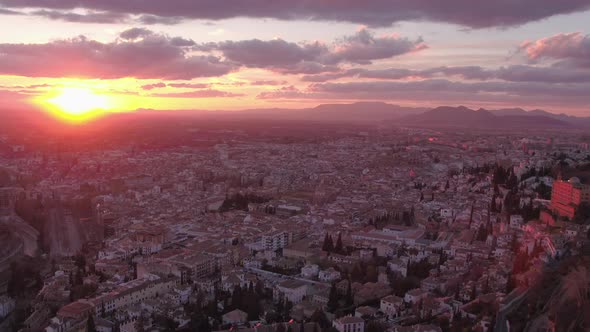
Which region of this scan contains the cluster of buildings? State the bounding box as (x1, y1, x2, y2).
(0, 126, 589, 332)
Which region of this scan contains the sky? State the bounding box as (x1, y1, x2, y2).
(1, 1, 590, 118)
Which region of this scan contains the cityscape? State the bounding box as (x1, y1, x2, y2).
(1, 2, 590, 332)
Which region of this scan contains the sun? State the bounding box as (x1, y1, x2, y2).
(45, 87, 110, 121)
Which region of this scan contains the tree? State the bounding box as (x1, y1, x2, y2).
(231, 285, 243, 310)
(476, 224, 488, 242)
(366, 265, 378, 283)
(345, 280, 353, 306)
(322, 233, 334, 252)
(309, 309, 330, 329)
(335, 233, 344, 254)
(366, 321, 387, 332)
(86, 315, 96, 332)
(505, 273, 515, 294)
(134, 315, 146, 332)
(189, 313, 211, 332)
(327, 283, 340, 312)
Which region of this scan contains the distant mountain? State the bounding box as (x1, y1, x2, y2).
(489, 108, 590, 128)
(202, 102, 428, 122)
(400, 105, 572, 129)
(308, 102, 428, 121)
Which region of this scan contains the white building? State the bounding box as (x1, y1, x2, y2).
(404, 289, 427, 304)
(380, 295, 403, 318)
(0, 296, 16, 318)
(333, 316, 365, 332)
(274, 280, 308, 304)
(301, 264, 320, 279)
(318, 268, 341, 282)
(510, 215, 524, 230)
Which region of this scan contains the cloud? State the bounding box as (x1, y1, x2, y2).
(199, 39, 329, 68)
(31, 9, 128, 23)
(140, 82, 212, 90)
(120, 27, 154, 40)
(257, 86, 306, 99)
(520, 32, 590, 68)
(199, 29, 425, 74)
(320, 29, 427, 65)
(137, 14, 183, 25)
(0, 31, 236, 79)
(250, 80, 288, 86)
(0, 7, 24, 15)
(140, 82, 167, 90)
(150, 89, 244, 98)
(258, 79, 590, 108)
(302, 65, 590, 84)
(1, 0, 589, 28)
(168, 83, 210, 89)
(0, 83, 52, 89)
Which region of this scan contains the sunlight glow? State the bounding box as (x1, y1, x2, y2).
(46, 87, 110, 120)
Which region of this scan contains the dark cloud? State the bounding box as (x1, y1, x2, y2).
(150, 89, 244, 98)
(168, 83, 210, 89)
(257, 86, 305, 99)
(258, 79, 590, 108)
(140, 82, 212, 90)
(0, 31, 236, 79)
(138, 14, 183, 25)
(31, 9, 128, 23)
(0, 83, 52, 89)
(199, 39, 328, 68)
(320, 29, 427, 65)
(302, 65, 590, 84)
(120, 27, 154, 40)
(1, 0, 589, 28)
(250, 80, 288, 86)
(140, 82, 166, 90)
(0, 7, 23, 15)
(199, 29, 425, 74)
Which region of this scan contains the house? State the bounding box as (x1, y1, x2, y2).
(380, 295, 403, 318)
(274, 280, 308, 304)
(333, 316, 365, 332)
(0, 296, 15, 319)
(222, 309, 248, 326)
(510, 215, 524, 229)
(301, 264, 320, 279)
(355, 306, 378, 319)
(420, 277, 440, 292)
(393, 324, 442, 332)
(387, 257, 408, 277)
(318, 268, 341, 282)
(404, 289, 427, 304)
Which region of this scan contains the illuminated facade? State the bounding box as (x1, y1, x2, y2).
(550, 177, 590, 220)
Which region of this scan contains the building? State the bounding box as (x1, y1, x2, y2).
(333, 316, 365, 332)
(0, 295, 15, 319)
(318, 268, 341, 282)
(274, 280, 308, 304)
(380, 295, 403, 318)
(550, 177, 590, 220)
(222, 309, 248, 326)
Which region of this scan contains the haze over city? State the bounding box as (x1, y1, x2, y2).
(1, 2, 590, 332)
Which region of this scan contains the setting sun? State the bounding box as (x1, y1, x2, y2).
(45, 87, 110, 120)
